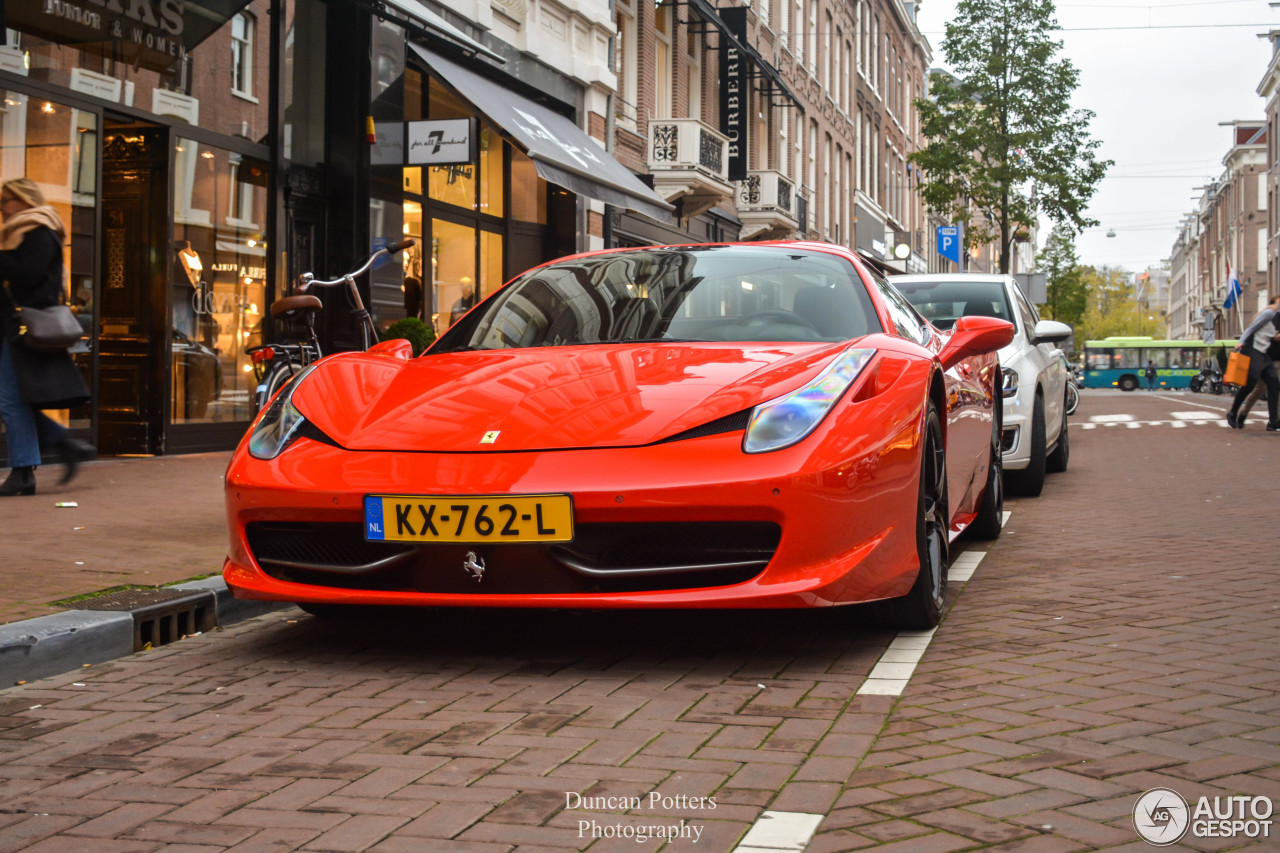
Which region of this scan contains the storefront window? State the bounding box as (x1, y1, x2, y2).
(511, 148, 547, 224)
(402, 200, 425, 319)
(4, 0, 271, 142)
(481, 230, 504, 299)
(432, 219, 476, 337)
(428, 161, 475, 210)
(0, 90, 96, 431)
(478, 125, 504, 218)
(171, 137, 266, 423)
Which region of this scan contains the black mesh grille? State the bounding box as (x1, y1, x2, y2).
(657, 409, 752, 444)
(554, 521, 778, 570)
(244, 521, 779, 595)
(247, 522, 412, 569)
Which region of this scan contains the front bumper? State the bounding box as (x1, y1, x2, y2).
(224, 428, 923, 609)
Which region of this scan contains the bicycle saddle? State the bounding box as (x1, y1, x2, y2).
(270, 294, 323, 319)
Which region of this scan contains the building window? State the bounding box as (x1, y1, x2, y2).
(614, 3, 638, 130)
(231, 12, 255, 99)
(808, 1, 817, 74)
(808, 119, 817, 203)
(688, 30, 702, 120)
(824, 133, 832, 237)
(824, 13, 833, 90)
(794, 0, 804, 66)
(655, 1, 672, 119)
(1261, 172, 1268, 211)
(1260, 227, 1268, 271)
(226, 154, 259, 227)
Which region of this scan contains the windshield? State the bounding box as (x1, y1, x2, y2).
(891, 279, 1011, 331)
(431, 246, 882, 351)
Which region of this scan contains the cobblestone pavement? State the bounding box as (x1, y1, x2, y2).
(0, 452, 231, 624)
(0, 390, 1276, 852)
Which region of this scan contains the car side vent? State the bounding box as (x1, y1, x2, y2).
(656, 409, 752, 444)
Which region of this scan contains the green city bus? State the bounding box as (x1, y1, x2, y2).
(1082, 336, 1238, 391)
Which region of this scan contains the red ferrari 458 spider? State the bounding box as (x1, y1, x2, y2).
(224, 242, 1013, 628)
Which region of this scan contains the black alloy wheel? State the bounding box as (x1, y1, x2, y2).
(892, 402, 949, 629)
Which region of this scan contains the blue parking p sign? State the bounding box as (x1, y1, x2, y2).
(937, 226, 961, 264)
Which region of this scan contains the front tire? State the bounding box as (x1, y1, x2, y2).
(1118, 375, 1139, 392)
(891, 403, 949, 630)
(1065, 381, 1079, 415)
(1007, 393, 1047, 497)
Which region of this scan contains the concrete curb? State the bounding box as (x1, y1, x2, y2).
(0, 579, 288, 688)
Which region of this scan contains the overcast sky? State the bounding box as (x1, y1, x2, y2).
(912, 0, 1278, 273)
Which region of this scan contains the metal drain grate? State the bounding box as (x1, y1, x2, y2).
(72, 588, 217, 651)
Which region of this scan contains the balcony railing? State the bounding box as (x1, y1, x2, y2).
(648, 118, 730, 180)
(736, 170, 799, 240)
(738, 170, 794, 214)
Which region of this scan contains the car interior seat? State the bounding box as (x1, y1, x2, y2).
(793, 286, 865, 339)
(963, 300, 1005, 320)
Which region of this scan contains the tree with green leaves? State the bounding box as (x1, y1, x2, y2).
(1075, 265, 1161, 342)
(910, 0, 1111, 273)
(1037, 224, 1088, 328)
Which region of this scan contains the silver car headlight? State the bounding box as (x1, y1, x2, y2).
(743, 348, 876, 454)
(1002, 368, 1019, 398)
(248, 365, 327, 459)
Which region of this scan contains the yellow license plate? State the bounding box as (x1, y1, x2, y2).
(364, 494, 574, 543)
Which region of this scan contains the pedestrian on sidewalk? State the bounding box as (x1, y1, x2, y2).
(0, 178, 94, 496)
(1227, 293, 1280, 431)
(1235, 337, 1280, 427)
(1144, 360, 1158, 391)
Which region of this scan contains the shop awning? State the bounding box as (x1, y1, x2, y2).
(685, 0, 803, 112)
(374, 0, 505, 63)
(409, 43, 674, 223)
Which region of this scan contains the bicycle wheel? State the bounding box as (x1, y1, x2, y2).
(1065, 381, 1079, 416)
(256, 362, 301, 412)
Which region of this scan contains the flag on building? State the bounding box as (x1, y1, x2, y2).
(1223, 262, 1243, 310)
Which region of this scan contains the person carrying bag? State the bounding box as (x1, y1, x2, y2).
(1226, 292, 1280, 431)
(0, 177, 94, 496)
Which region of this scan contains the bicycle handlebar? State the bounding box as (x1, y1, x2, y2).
(297, 238, 418, 291)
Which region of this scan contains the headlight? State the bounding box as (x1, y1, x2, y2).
(1002, 368, 1019, 398)
(744, 348, 876, 454)
(248, 365, 327, 459)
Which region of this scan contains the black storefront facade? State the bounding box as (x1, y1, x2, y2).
(0, 0, 670, 463)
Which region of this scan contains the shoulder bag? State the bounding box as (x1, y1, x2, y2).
(4, 281, 84, 351)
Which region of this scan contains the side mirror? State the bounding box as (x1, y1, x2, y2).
(367, 338, 413, 360)
(939, 315, 1016, 371)
(1033, 319, 1073, 345)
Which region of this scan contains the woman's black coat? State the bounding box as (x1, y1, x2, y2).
(0, 225, 90, 409)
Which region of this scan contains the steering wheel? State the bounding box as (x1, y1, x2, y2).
(743, 309, 820, 333)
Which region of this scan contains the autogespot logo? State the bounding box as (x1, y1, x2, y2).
(1134, 788, 1190, 846)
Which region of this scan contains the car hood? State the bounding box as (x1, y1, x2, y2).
(292, 341, 864, 452)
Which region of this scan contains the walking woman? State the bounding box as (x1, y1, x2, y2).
(0, 178, 93, 496)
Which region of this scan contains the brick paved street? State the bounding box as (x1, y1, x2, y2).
(0, 389, 1277, 852)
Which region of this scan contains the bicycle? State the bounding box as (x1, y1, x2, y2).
(247, 238, 416, 411)
(1065, 371, 1080, 416)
